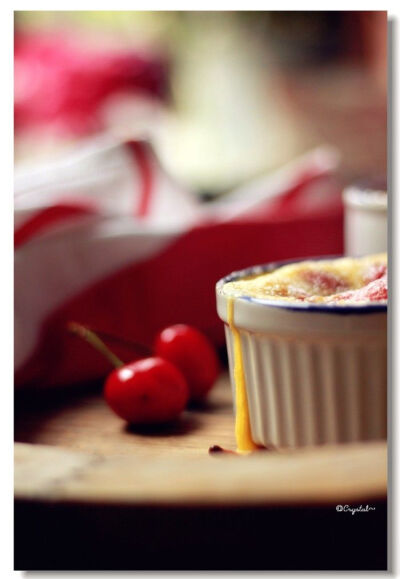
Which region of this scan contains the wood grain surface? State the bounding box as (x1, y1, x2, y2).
(14, 374, 387, 506)
(15, 374, 236, 457)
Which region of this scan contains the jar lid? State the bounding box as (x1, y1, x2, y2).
(343, 183, 387, 211)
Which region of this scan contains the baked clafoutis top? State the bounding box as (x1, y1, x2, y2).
(222, 254, 387, 305)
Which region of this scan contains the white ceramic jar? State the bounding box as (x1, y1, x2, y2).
(216, 260, 387, 449)
(343, 185, 387, 257)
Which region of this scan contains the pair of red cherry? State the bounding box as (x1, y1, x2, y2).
(69, 323, 219, 424)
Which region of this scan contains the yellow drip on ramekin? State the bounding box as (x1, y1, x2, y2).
(227, 298, 258, 453)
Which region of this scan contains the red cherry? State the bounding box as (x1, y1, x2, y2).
(154, 324, 219, 401)
(104, 357, 189, 424)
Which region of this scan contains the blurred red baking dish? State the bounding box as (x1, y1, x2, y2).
(14, 141, 343, 388)
(15, 217, 343, 388)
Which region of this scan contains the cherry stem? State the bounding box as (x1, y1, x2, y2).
(91, 328, 151, 357)
(68, 322, 124, 369)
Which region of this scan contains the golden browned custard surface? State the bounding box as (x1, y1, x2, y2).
(223, 254, 387, 304)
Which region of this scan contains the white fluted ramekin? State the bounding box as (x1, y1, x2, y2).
(216, 259, 387, 448)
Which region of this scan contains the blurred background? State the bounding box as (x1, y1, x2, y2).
(15, 11, 387, 194)
(14, 11, 388, 388)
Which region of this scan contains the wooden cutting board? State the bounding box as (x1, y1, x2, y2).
(14, 373, 388, 570)
(15, 373, 387, 506)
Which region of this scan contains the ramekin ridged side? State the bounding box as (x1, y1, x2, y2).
(216, 261, 387, 449)
(224, 325, 386, 447)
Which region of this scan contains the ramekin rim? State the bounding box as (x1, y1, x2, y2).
(216, 256, 387, 315)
